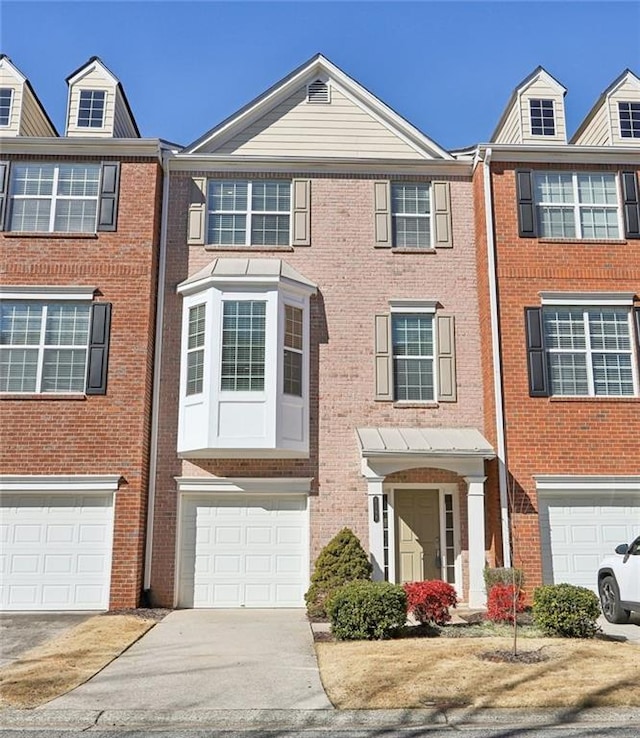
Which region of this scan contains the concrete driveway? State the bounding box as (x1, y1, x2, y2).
(0, 613, 91, 668)
(598, 612, 640, 644)
(46, 609, 332, 710)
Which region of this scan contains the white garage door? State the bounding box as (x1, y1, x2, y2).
(0, 494, 114, 611)
(178, 495, 308, 608)
(539, 495, 639, 592)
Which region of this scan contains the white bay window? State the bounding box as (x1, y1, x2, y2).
(177, 258, 316, 458)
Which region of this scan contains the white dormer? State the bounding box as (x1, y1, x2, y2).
(491, 67, 567, 145)
(0, 55, 57, 137)
(571, 69, 640, 146)
(65, 57, 139, 138)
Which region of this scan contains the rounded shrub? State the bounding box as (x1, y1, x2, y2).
(304, 528, 372, 619)
(328, 581, 407, 640)
(532, 583, 601, 638)
(403, 580, 458, 626)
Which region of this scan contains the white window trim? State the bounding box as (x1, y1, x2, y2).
(0, 87, 13, 127)
(207, 180, 292, 247)
(391, 182, 434, 249)
(0, 286, 96, 301)
(534, 475, 640, 495)
(539, 292, 636, 306)
(77, 89, 107, 129)
(534, 171, 623, 240)
(529, 98, 556, 137)
(9, 162, 101, 234)
(175, 476, 313, 494)
(390, 301, 438, 403)
(542, 304, 638, 398)
(0, 474, 120, 494)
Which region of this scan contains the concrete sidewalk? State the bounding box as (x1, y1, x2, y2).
(45, 609, 332, 711)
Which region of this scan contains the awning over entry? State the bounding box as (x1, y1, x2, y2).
(357, 427, 494, 458)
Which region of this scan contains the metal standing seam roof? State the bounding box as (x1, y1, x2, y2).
(356, 427, 495, 457)
(178, 258, 317, 290)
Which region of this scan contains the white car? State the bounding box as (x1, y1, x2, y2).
(597, 536, 640, 624)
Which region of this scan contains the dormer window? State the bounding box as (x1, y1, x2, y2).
(307, 80, 330, 104)
(530, 99, 555, 136)
(0, 88, 13, 127)
(77, 90, 106, 128)
(619, 102, 640, 138)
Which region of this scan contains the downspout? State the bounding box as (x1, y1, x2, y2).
(143, 147, 171, 596)
(482, 147, 512, 567)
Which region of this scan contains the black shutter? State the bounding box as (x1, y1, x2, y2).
(0, 161, 10, 231)
(525, 307, 549, 397)
(622, 172, 640, 239)
(97, 162, 120, 232)
(516, 170, 537, 238)
(86, 302, 112, 395)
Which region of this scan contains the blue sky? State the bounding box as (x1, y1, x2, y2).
(2, 1, 639, 149)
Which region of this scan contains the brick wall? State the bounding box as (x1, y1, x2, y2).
(488, 163, 640, 589)
(0, 157, 163, 608)
(150, 171, 492, 606)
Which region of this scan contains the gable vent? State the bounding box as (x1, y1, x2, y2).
(307, 80, 330, 104)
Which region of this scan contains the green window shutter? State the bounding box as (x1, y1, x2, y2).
(436, 314, 457, 401)
(97, 162, 120, 232)
(525, 307, 549, 397)
(0, 161, 10, 231)
(622, 172, 640, 239)
(375, 314, 393, 400)
(516, 170, 537, 238)
(86, 302, 112, 395)
(187, 177, 207, 245)
(292, 178, 311, 246)
(374, 181, 392, 247)
(432, 181, 453, 248)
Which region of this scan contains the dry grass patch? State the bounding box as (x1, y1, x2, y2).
(0, 615, 155, 709)
(316, 637, 640, 709)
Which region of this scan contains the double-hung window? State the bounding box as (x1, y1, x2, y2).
(529, 99, 555, 136)
(284, 305, 303, 397)
(207, 180, 291, 246)
(186, 304, 206, 396)
(0, 301, 91, 393)
(391, 183, 431, 248)
(77, 90, 106, 128)
(9, 163, 101, 233)
(392, 313, 435, 401)
(619, 102, 640, 139)
(221, 300, 266, 391)
(0, 88, 13, 127)
(533, 172, 620, 239)
(542, 307, 636, 397)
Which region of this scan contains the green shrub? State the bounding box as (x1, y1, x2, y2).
(328, 580, 407, 640)
(532, 583, 601, 638)
(483, 567, 525, 593)
(304, 528, 372, 619)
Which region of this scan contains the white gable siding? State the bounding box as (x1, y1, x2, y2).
(609, 77, 640, 146)
(572, 103, 610, 146)
(19, 89, 55, 137)
(493, 102, 521, 144)
(520, 77, 566, 144)
(66, 66, 116, 137)
(210, 86, 424, 159)
(113, 88, 137, 138)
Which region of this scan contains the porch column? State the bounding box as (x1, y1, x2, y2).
(366, 475, 386, 581)
(465, 475, 487, 608)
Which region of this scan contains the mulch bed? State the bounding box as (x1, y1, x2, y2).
(478, 648, 550, 664)
(101, 608, 171, 622)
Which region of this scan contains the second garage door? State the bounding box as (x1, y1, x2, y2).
(538, 494, 639, 593)
(178, 495, 308, 608)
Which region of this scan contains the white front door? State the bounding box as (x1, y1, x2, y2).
(0, 494, 114, 611)
(539, 494, 640, 592)
(178, 494, 308, 608)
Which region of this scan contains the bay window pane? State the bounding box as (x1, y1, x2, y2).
(221, 301, 266, 391)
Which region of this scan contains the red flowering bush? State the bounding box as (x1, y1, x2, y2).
(403, 580, 458, 625)
(487, 583, 525, 623)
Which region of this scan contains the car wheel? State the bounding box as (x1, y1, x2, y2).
(599, 575, 631, 624)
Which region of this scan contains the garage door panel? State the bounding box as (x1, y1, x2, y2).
(540, 494, 639, 592)
(179, 494, 308, 608)
(0, 494, 113, 611)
